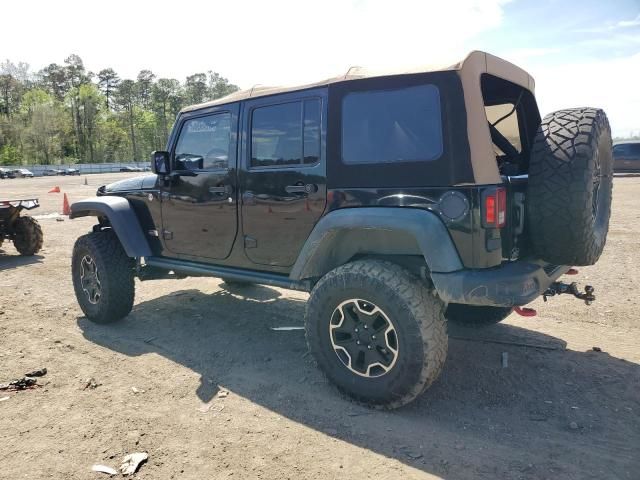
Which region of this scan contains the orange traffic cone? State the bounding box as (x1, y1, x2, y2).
(62, 193, 71, 216)
(48, 186, 60, 193)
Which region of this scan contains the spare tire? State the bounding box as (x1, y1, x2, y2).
(527, 108, 612, 266)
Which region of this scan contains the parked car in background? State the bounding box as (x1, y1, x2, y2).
(119, 166, 143, 172)
(613, 141, 640, 172)
(0, 168, 11, 179)
(63, 168, 81, 175)
(13, 168, 34, 178)
(43, 168, 64, 176)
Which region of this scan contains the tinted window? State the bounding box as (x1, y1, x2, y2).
(629, 144, 640, 156)
(341, 84, 442, 165)
(175, 113, 231, 170)
(303, 99, 321, 164)
(251, 99, 321, 167)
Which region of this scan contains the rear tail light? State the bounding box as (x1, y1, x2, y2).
(482, 187, 507, 228)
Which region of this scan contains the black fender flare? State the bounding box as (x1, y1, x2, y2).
(289, 207, 463, 281)
(69, 196, 152, 258)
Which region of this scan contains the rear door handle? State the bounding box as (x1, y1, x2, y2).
(285, 184, 317, 194)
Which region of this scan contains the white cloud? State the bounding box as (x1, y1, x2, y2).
(0, 0, 509, 87)
(574, 13, 640, 33)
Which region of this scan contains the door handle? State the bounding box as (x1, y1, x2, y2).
(209, 185, 233, 195)
(285, 184, 317, 194)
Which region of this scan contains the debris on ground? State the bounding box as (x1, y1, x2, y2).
(0, 376, 39, 391)
(198, 402, 225, 414)
(92, 464, 118, 475)
(25, 368, 47, 377)
(592, 346, 602, 352)
(83, 377, 100, 390)
(0, 396, 10, 402)
(120, 452, 148, 475)
(131, 387, 144, 394)
(217, 388, 229, 398)
(270, 326, 305, 331)
(569, 421, 579, 430)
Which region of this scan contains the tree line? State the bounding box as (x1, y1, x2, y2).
(0, 55, 238, 166)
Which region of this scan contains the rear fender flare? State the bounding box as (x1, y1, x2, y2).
(289, 207, 463, 281)
(69, 196, 152, 258)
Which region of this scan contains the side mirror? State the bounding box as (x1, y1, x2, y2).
(151, 151, 170, 174)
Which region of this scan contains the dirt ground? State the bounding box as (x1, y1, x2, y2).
(1, 173, 638, 479)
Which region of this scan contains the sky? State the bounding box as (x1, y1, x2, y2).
(1, 0, 639, 137)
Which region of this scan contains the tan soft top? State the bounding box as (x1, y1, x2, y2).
(181, 51, 535, 113)
(182, 51, 536, 185)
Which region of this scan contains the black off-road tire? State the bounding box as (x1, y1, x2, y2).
(72, 230, 135, 324)
(305, 259, 447, 409)
(13, 216, 44, 255)
(527, 108, 613, 266)
(445, 304, 513, 328)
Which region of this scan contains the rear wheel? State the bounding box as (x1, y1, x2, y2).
(72, 231, 135, 324)
(13, 216, 43, 255)
(445, 304, 513, 327)
(305, 260, 447, 409)
(527, 108, 613, 265)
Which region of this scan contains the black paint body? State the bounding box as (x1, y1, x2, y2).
(100, 75, 518, 276)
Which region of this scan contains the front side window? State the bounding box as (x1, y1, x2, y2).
(174, 113, 231, 170)
(341, 84, 443, 165)
(250, 98, 321, 167)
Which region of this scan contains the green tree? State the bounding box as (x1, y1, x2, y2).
(115, 79, 138, 160)
(97, 68, 120, 110)
(185, 73, 208, 104)
(136, 70, 155, 109)
(0, 143, 22, 165)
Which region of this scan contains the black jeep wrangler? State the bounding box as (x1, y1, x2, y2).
(70, 51, 612, 408)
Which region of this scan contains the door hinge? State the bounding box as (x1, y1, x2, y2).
(162, 230, 173, 240)
(244, 235, 257, 249)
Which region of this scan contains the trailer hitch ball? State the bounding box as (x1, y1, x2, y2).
(543, 282, 595, 305)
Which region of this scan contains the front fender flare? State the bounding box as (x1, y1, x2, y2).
(69, 196, 152, 258)
(289, 207, 463, 281)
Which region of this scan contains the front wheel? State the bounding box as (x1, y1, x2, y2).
(72, 231, 135, 324)
(305, 260, 448, 409)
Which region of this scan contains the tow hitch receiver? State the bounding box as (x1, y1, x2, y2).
(543, 282, 595, 305)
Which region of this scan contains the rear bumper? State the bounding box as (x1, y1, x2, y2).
(431, 260, 569, 307)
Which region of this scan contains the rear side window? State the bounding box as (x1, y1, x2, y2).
(250, 98, 321, 167)
(617, 143, 640, 156)
(341, 84, 443, 165)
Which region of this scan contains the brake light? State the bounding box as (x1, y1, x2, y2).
(483, 187, 507, 228)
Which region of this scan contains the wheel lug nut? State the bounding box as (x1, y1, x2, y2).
(363, 325, 368, 329)
(355, 328, 359, 333)
(356, 340, 361, 345)
(372, 335, 376, 340)
(367, 345, 372, 350)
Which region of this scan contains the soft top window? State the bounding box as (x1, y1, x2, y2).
(341, 84, 443, 165)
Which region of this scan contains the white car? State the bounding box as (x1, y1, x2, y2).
(13, 168, 34, 178)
